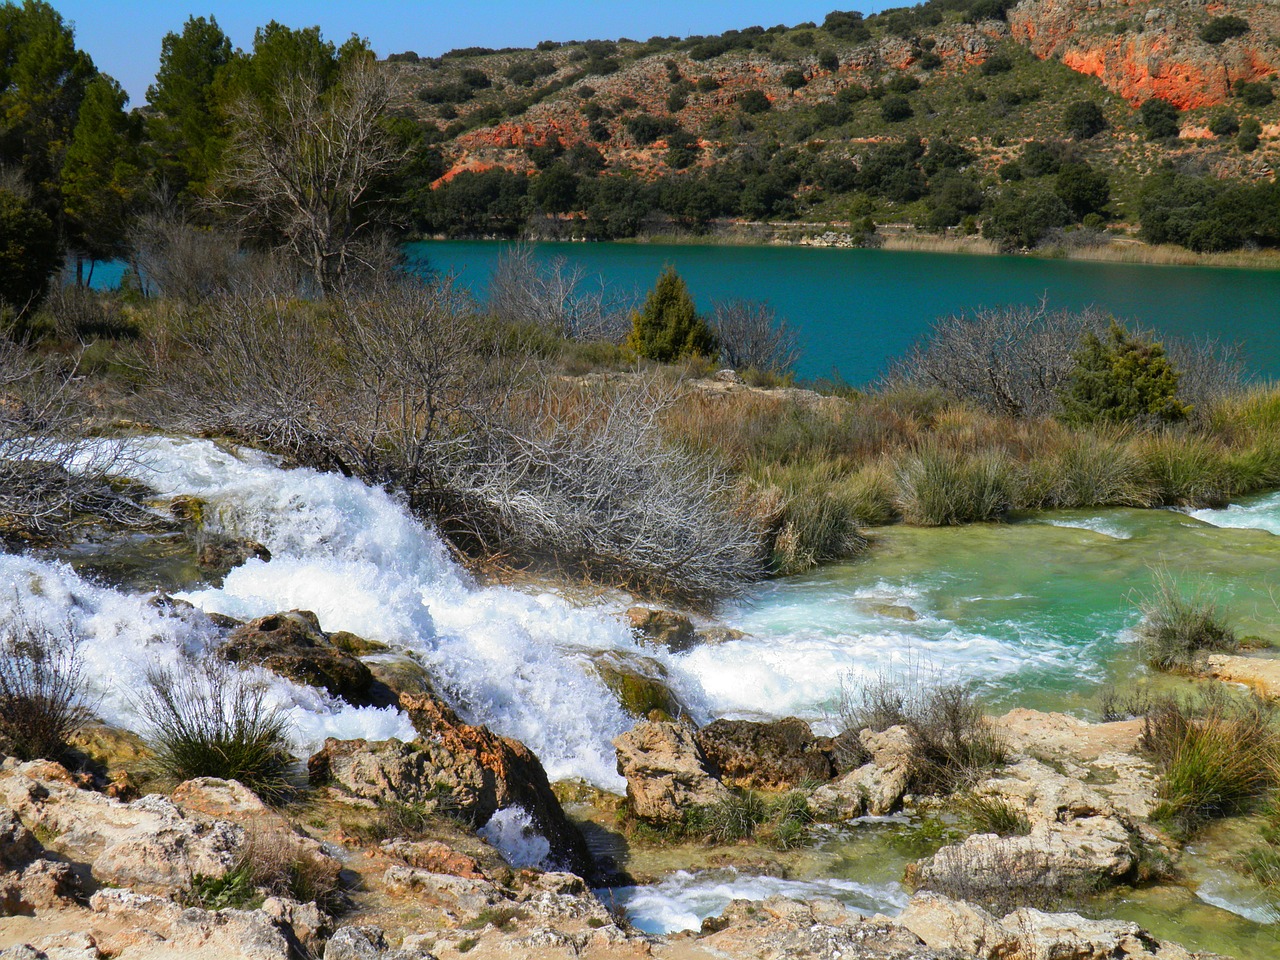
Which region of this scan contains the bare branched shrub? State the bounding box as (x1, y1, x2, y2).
(43, 285, 135, 342)
(710, 299, 800, 376)
(0, 606, 95, 761)
(891, 303, 1110, 418)
(0, 342, 147, 541)
(217, 59, 407, 294)
(488, 244, 630, 341)
(130, 209, 301, 303)
(440, 378, 765, 602)
(136, 658, 293, 802)
(892, 303, 1246, 423)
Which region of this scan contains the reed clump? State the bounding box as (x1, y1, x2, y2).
(1137, 570, 1238, 672)
(1141, 688, 1280, 836)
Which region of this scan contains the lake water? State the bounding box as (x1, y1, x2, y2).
(408, 241, 1280, 385)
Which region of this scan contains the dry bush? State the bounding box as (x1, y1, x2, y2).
(0, 608, 96, 761)
(487, 244, 631, 341)
(710, 298, 800, 376)
(130, 210, 302, 303)
(440, 377, 765, 602)
(0, 342, 147, 541)
(836, 666, 1007, 794)
(916, 841, 1093, 915)
(891, 303, 1110, 418)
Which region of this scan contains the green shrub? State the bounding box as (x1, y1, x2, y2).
(1063, 100, 1107, 139)
(1137, 569, 1237, 671)
(894, 443, 1017, 525)
(137, 659, 294, 802)
(880, 94, 913, 122)
(1208, 111, 1240, 137)
(1139, 98, 1181, 139)
(625, 266, 716, 362)
(1200, 16, 1250, 44)
(1059, 323, 1189, 426)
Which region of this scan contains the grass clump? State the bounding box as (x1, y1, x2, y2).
(1136, 570, 1237, 672)
(1142, 688, 1280, 836)
(1097, 684, 1155, 722)
(960, 794, 1031, 837)
(894, 442, 1017, 525)
(186, 827, 345, 913)
(0, 612, 96, 762)
(136, 658, 294, 803)
(752, 461, 872, 574)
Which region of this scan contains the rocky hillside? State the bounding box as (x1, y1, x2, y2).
(386, 1, 1280, 232)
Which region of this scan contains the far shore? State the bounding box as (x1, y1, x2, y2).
(413, 222, 1280, 271)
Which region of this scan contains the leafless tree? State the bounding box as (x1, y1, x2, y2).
(217, 58, 407, 295)
(0, 342, 147, 541)
(890, 303, 1111, 418)
(1164, 334, 1247, 416)
(710, 299, 800, 376)
(487, 244, 631, 341)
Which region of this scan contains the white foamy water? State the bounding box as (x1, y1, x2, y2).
(0, 552, 412, 754)
(29, 436, 709, 789)
(1191, 492, 1280, 536)
(682, 575, 1100, 721)
(1044, 516, 1133, 540)
(478, 807, 553, 870)
(603, 868, 908, 934)
(1194, 869, 1278, 925)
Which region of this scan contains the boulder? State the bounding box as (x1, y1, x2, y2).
(589, 651, 687, 720)
(221, 611, 375, 705)
(694, 717, 835, 790)
(311, 694, 592, 877)
(0, 760, 243, 895)
(898, 892, 1197, 960)
(196, 535, 271, 573)
(694, 626, 747, 645)
(626, 607, 697, 653)
(810, 760, 910, 819)
(613, 720, 728, 823)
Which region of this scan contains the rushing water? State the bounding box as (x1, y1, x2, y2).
(408, 240, 1280, 384)
(3, 437, 1279, 950)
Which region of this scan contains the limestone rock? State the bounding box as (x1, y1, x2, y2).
(694, 717, 835, 790)
(400, 694, 592, 877)
(0, 809, 39, 870)
(221, 610, 375, 705)
(613, 720, 728, 822)
(899, 892, 1199, 960)
(380, 839, 487, 879)
(0, 858, 81, 914)
(383, 866, 503, 914)
(810, 760, 909, 818)
(0, 761, 242, 895)
(626, 607, 697, 653)
(88, 888, 293, 959)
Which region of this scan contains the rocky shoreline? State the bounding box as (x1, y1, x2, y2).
(0, 596, 1249, 960)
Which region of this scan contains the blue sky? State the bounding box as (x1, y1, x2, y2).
(55, 1, 886, 106)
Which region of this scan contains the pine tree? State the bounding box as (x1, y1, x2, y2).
(626, 266, 716, 362)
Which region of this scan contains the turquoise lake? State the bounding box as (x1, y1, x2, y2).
(408, 241, 1280, 385)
